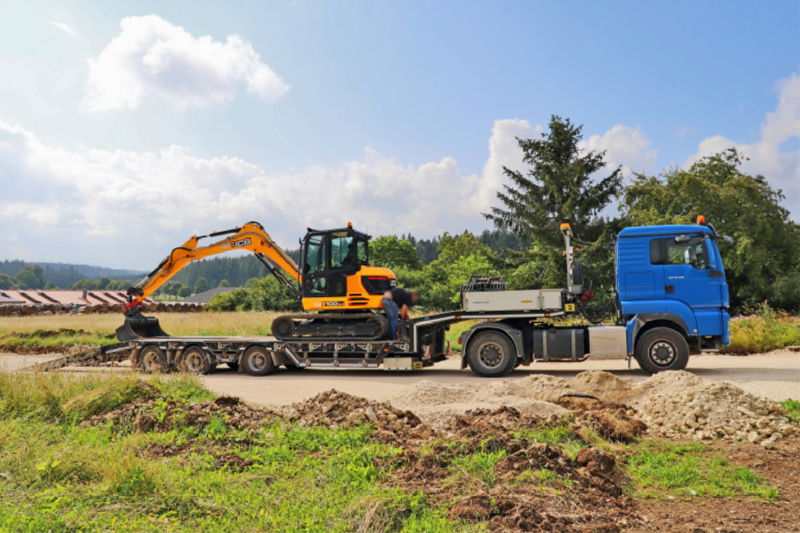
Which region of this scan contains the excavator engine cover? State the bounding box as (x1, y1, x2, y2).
(116, 313, 169, 342)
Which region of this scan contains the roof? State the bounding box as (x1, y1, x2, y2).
(0, 294, 25, 305)
(619, 224, 713, 237)
(0, 289, 155, 306)
(180, 287, 237, 304)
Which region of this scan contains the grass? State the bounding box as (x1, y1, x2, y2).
(780, 399, 800, 425)
(513, 419, 587, 460)
(0, 370, 479, 533)
(723, 304, 800, 354)
(625, 440, 780, 501)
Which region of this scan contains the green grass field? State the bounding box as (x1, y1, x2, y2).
(0, 371, 782, 533)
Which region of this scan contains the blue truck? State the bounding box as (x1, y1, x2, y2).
(120, 218, 734, 377)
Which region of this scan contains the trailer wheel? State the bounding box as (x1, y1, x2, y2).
(178, 347, 214, 375)
(466, 331, 517, 377)
(139, 346, 167, 373)
(635, 327, 690, 375)
(242, 346, 275, 376)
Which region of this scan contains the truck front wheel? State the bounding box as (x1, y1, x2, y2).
(635, 327, 689, 375)
(466, 331, 517, 378)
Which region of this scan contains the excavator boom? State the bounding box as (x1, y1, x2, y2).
(117, 221, 301, 341)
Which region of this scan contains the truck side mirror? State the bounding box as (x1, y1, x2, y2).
(722, 235, 734, 245)
(674, 235, 692, 244)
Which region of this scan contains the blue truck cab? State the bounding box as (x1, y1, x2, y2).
(617, 221, 732, 373)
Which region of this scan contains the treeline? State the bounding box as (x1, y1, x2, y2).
(0, 260, 142, 290)
(210, 116, 799, 314)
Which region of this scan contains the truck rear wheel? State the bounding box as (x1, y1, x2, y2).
(138, 346, 167, 373)
(635, 327, 689, 375)
(466, 331, 517, 377)
(178, 346, 213, 375)
(242, 346, 275, 376)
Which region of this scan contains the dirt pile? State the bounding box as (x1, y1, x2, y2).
(83, 393, 277, 432)
(388, 379, 569, 428)
(0, 302, 205, 317)
(391, 405, 641, 532)
(278, 390, 434, 441)
(628, 370, 798, 448)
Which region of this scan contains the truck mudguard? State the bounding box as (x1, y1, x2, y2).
(460, 322, 525, 369)
(626, 313, 691, 355)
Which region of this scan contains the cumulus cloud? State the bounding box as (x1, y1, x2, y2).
(0, 117, 536, 266)
(684, 72, 800, 216)
(49, 21, 79, 39)
(579, 125, 658, 177)
(85, 15, 289, 111)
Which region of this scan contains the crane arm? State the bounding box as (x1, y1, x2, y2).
(124, 221, 302, 312)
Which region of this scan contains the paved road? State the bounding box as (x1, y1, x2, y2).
(4, 350, 798, 406)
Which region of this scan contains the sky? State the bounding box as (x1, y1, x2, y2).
(0, 0, 798, 270)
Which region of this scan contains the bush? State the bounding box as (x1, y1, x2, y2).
(207, 277, 301, 312)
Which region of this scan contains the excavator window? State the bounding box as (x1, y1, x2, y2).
(331, 233, 355, 270)
(357, 239, 367, 263)
(305, 235, 327, 275)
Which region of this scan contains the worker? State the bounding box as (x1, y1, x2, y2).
(382, 288, 419, 340)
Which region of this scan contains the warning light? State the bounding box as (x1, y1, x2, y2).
(697, 215, 706, 225)
(560, 222, 571, 230)
(347, 221, 353, 228)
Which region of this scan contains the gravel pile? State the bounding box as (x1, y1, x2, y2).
(628, 371, 797, 449)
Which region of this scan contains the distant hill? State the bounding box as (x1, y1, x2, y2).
(0, 260, 146, 289)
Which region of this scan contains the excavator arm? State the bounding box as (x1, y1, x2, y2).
(117, 221, 302, 341)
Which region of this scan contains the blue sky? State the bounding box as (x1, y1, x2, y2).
(1, 1, 798, 269)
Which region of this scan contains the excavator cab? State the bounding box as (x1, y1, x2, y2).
(300, 225, 370, 299)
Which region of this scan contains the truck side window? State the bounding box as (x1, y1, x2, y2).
(651, 237, 709, 270)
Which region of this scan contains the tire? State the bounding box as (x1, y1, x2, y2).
(635, 327, 690, 375)
(466, 330, 517, 378)
(178, 346, 213, 375)
(242, 346, 275, 376)
(139, 345, 168, 373)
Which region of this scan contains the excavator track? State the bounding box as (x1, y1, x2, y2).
(271, 313, 389, 341)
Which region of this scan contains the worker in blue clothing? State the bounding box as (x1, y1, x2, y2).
(382, 288, 419, 340)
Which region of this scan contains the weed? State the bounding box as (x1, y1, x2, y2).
(780, 399, 800, 424)
(448, 450, 506, 488)
(626, 440, 780, 501)
(513, 421, 586, 459)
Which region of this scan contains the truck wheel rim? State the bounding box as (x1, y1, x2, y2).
(249, 352, 268, 371)
(142, 352, 159, 371)
(649, 341, 675, 367)
(184, 353, 203, 373)
(478, 343, 503, 367)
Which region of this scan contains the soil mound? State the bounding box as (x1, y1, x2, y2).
(388, 380, 569, 428)
(568, 370, 631, 393)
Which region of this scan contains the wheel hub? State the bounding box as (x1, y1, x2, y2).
(479, 343, 503, 367)
(184, 354, 202, 372)
(650, 341, 675, 365)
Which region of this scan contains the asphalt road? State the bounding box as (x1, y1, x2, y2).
(4, 350, 798, 407)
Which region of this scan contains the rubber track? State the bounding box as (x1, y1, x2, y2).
(273, 313, 389, 341)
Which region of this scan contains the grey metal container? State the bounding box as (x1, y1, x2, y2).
(462, 289, 563, 312)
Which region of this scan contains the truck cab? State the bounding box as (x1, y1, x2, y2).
(616, 221, 731, 372)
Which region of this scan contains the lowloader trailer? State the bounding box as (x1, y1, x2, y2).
(123, 218, 734, 377)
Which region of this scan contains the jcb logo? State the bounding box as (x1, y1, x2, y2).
(390, 279, 397, 286)
(231, 238, 252, 248)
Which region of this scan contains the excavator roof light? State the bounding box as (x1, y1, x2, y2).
(347, 221, 353, 228)
(560, 222, 571, 230)
(696, 215, 706, 225)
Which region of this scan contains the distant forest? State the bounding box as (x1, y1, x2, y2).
(2, 229, 520, 291)
(0, 260, 144, 289)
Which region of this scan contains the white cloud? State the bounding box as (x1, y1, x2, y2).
(684, 71, 800, 216)
(49, 21, 79, 39)
(85, 15, 289, 111)
(0, 117, 530, 267)
(579, 125, 658, 177)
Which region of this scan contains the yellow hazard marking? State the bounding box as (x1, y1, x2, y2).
(565, 303, 575, 312)
(521, 299, 533, 303)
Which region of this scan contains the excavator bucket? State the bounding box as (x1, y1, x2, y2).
(116, 314, 170, 342)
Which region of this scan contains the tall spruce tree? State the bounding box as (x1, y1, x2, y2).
(485, 115, 623, 291)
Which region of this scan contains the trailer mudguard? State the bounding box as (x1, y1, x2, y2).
(626, 313, 692, 355)
(460, 322, 525, 369)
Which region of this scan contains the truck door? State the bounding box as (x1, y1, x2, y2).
(657, 236, 724, 335)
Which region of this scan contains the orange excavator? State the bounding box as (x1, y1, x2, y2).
(117, 221, 397, 342)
